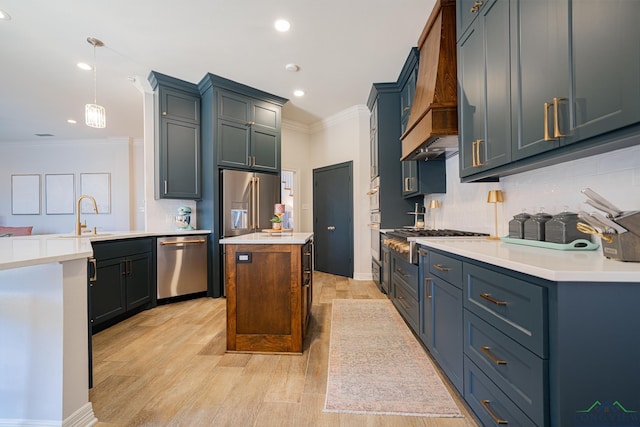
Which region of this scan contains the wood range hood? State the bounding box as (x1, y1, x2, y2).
(401, 0, 458, 161)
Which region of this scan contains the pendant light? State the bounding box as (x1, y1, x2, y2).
(85, 37, 106, 128)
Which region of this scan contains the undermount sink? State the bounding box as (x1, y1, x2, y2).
(55, 233, 113, 238)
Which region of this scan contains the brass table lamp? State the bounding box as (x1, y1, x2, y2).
(487, 190, 504, 240)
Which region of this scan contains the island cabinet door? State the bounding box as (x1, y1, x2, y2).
(225, 243, 303, 353)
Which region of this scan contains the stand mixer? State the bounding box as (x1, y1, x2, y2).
(175, 206, 194, 230)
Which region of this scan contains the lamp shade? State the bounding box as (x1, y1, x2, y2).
(429, 199, 441, 209)
(487, 190, 504, 203)
(85, 103, 106, 128)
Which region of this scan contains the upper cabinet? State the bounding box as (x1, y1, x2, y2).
(399, 48, 447, 197)
(149, 72, 202, 200)
(458, 0, 511, 177)
(199, 73, 287, 174)
(217, 89, 281, 172)
(458, 0, 640, 181)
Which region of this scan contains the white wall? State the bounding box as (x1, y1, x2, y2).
(423, 142, 640, 237)
(282, 121, 313, 233)
(0, 138, 140, 234)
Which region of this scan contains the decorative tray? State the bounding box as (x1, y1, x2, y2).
(261, 229, 294, 235)
(500, 236, 599, 251)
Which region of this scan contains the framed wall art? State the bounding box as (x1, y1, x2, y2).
(45, 174, 75, 215)
(11, 174, 41, 215)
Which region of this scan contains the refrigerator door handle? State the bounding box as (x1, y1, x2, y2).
(256, 177, 261, 230)
(251, 177, 257, 231)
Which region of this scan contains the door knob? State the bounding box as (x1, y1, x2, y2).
(327, 226, 336, 231)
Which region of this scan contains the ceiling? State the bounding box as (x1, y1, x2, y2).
(0, 0, 435, 143)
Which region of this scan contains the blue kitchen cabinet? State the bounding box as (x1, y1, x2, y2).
(509, 0, 566, 161)
(558, 0, 640, 147)
(463, 262, 548, 425)
(458, 0, 511, 178)
(149, 72, 202, 200)
(90, 238, 153, 332)
(418, 240, 640, 426)
(399, 48, 447, 197)
(419, 247, 464, 393)
(459, 0, 640, 181)
(457, 0, 490, 39)
(390, 251, 419, 333)
(367, 83, 419, 226)
(216, 88, 281, 173)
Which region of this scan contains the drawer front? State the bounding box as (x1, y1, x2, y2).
(393, 276, 419, 332)
(429, 251, 462, 288)
(464, 356, 537, 427)
(464, 311, 547, 426)
(92, 237, 153, 260)
(463, 263, 547, 357)
(392, 254, 418, 294)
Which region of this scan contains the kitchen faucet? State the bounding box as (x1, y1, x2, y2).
(75, 195, 99, 235)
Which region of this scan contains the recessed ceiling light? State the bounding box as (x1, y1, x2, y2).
(293, 90, 305, 97)
(274, 19, 290, 32)
(77, 62, 92, 71)
(0, 9, 11, 21)
(67, 119, 77, 124)
(285, 63, 300, 72)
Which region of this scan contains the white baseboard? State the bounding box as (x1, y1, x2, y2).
(0, 403, 97, 427)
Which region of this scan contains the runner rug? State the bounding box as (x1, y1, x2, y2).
(324, 299, 463, 417)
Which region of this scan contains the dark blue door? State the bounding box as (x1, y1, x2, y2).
(313, 162, 353, 277)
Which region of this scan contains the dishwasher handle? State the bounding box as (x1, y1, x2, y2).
(159, 239, 206, 246)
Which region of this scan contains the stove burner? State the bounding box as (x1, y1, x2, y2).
(383, 229, 489, 265)
(388, 229, 489, 239)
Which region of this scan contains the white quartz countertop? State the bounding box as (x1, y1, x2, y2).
(0, 230, 211, 271)
(413, 237, 640, 282)
(219, 232, 313, 245)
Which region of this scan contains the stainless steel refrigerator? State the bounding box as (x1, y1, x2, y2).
(221, 169, 280, 237)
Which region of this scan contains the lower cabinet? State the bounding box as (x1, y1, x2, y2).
(89, 238, 153, 332)
(390, 252, 419, 333)
(418, 247, 463, 394)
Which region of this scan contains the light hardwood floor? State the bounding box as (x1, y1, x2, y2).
(90, 271, 480, 426)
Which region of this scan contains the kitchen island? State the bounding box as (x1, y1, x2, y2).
(0, 234, 97, 426)
(0, 229, 211, 427)
(220, 232, 313, 354)
(412, 237, 640, 427)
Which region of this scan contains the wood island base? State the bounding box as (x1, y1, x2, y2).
(223, 236, 313, 354)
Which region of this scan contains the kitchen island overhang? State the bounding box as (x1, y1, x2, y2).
(220, 232, 313, 354)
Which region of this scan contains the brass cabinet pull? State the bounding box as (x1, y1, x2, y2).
(403, 106, 411, 112)
(417, 249, 429, 256)
(162, 111, 167, 116)
(433, 264, 451, 272)
(425, 277, 432, 299)
(475, 139, 485, 166)
(544, 102, 556, 141)
(480, 400, 508, 424)
(121, 260, 127, 276)
(480, 293, 507, 306)
(553, 97, 568, 138)
(89, 258, 97, 282)
(395, 268, 410, 278)
(471, 140, 477, 167)
(481, 346, 507, 365)
(247, 121, 255, 126)
(470, 1, 483, 13)
(164, 180, 168, 194)
(404, 177, 411, 192)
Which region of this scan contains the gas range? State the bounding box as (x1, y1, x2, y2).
(383, 228, 489, 264)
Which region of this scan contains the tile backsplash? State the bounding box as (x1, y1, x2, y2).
(425, 144, 640, 236)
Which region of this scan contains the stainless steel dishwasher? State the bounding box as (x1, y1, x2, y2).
(157, 235, 208, 299)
